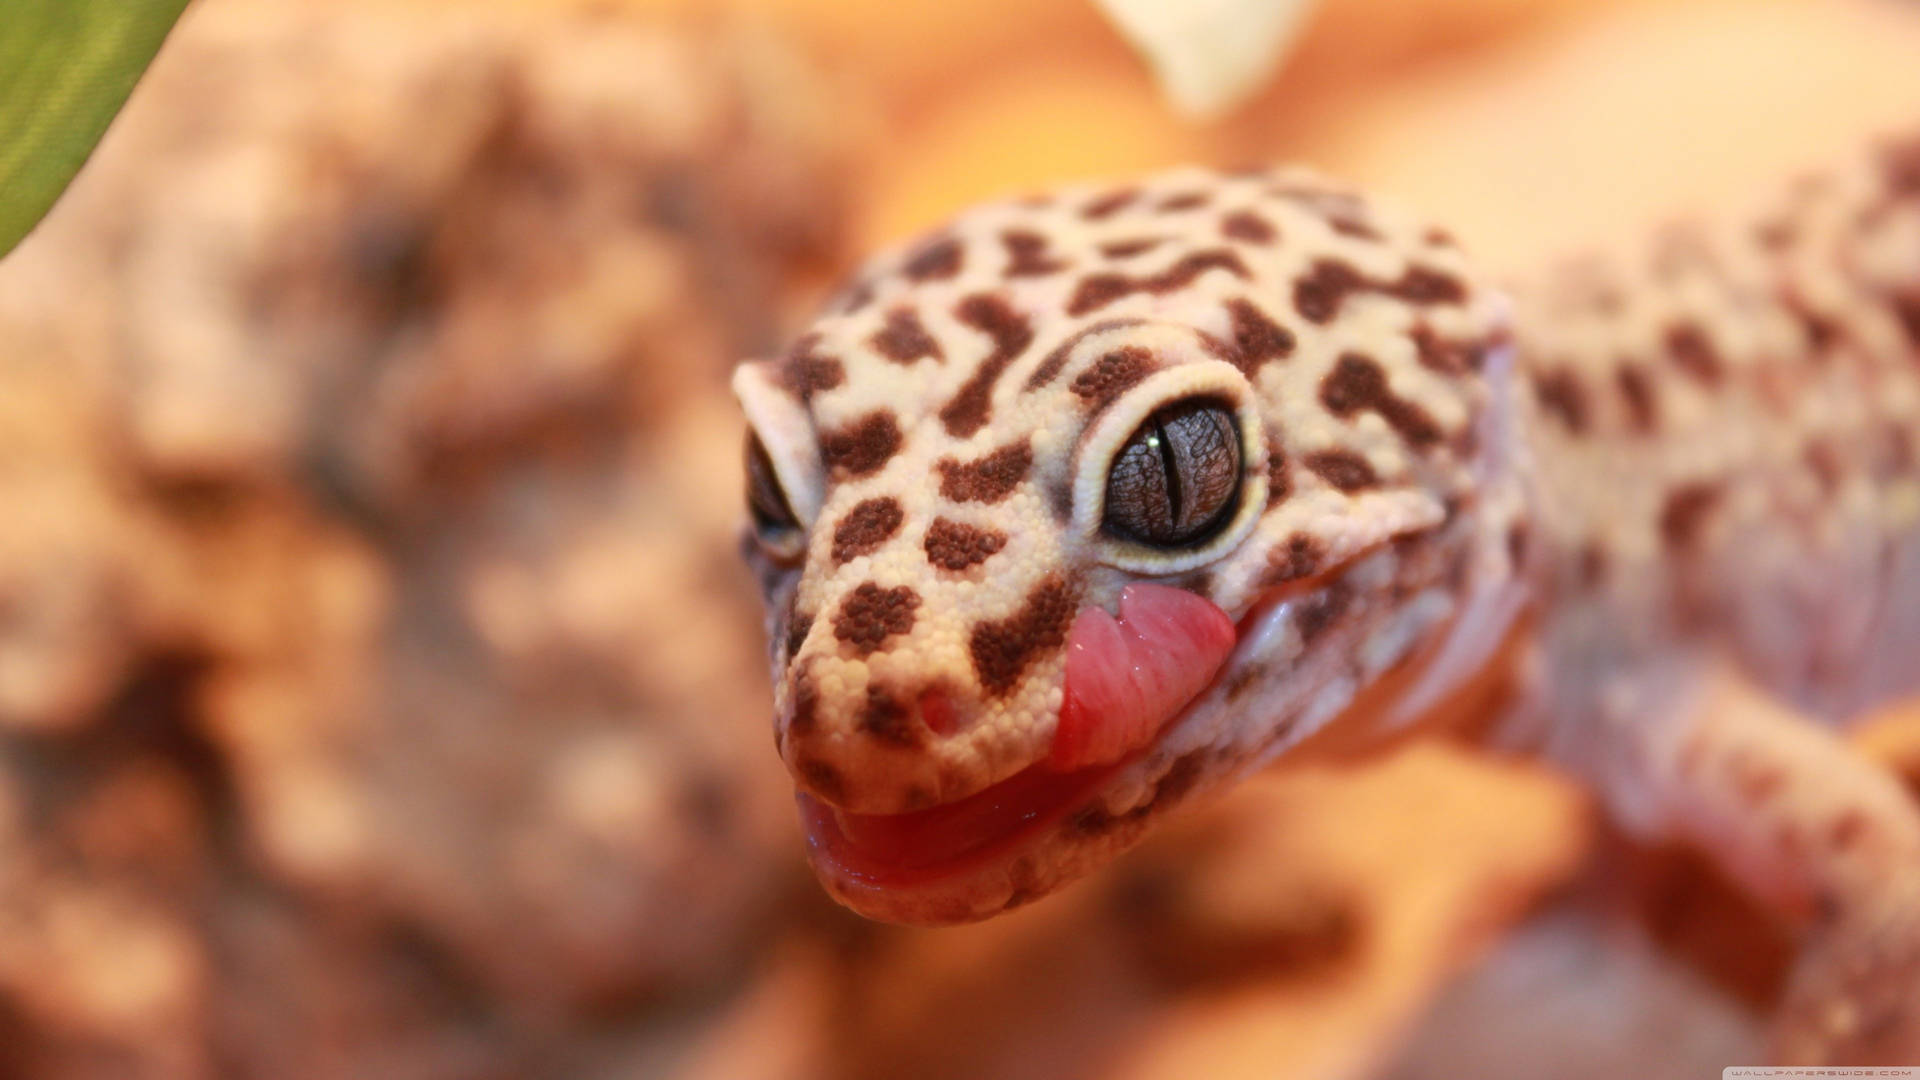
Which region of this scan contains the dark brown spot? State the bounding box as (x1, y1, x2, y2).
(831, 497, 905, 565)
(797, 757, 846, 802)
(969, 575, 1076, 695)
(1067, 275, 1133, 317)
(785, 609, 814, 663)
(869, 307, 944, 364)
(1266, 437, 1292, 503)
(1410, 324, 1485, 375)
(903, 235, 962, 281)
(1782, 291, 1842, 355)
(788, 669, 819, 736)
(1224, 663, 1266, 703)
(1304, 449, 1378, 492)
(1615, 363, 1659, 433)
(1024, 318, 1149, 390)
(1880, 133, 1920, 195)
(924, 518, 1008, 571)
(1220, 210, 1275, 244)
(1891, 291, 1920, 349)
(1099, 238, 1163, 258)
(1066, 250, 1251, 317)
(1177, 570, 1214, 598)
(1828, 809, 1870, 852)
(1264, 533, 1325, 585)
(1081, 187, 1139, 220)
(1506, 523, 1530, 569)
(1664, 322, 1723, 385)
(861, 686, 920, 748)
(1659, 482, 1722, 552)
(940, 294, 1034, 438)
(1295, 583, 1352, 643)
(776, 333, 845, 403)
(1293, 259, 1464, 324)
(1153, 751, 1206, 806)
(937, 439, 1032, 503)
(1069, 346, 1157, 412)
(1224, 298, 1294, 376)
(1424, 227, 1456, 248)
(1532, 368, 1591, 435)
(1156, 191, 1210, 212)
(1066, 804, 1133, 837)
(1319, 353, 1445, 451)
(1292, 259, 1366, 324)
(832, 582, 921, 655)
(1804, 440, 1842, 497)
(1754, 217, 1796, 252)
(820, 411, 903, 480)
(1066, 752, 1210, 837)
(1002, 229, 1068, 277)
(1394, 265, 1467, 304)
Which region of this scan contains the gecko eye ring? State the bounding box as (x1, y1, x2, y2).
(1073, 360, 1268, 574)
(1102, 398, 1242, 548)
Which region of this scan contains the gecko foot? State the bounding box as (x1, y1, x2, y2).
(1773, 885, 1920, 1064)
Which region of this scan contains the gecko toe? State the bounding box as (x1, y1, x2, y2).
(1773, 888, 1920, 1064)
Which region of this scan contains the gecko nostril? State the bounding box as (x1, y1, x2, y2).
(918, 689, 960, 736)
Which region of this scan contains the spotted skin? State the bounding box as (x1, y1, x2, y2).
(737, 133, 1920, 1060)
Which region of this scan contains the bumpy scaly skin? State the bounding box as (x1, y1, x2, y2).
(738, 168, 1521, 923)
(1510, 134, 1920, 1062)
(738, 133, 1920, 1058)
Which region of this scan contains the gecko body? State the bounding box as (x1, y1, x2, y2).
(735, 134, 1920, 1061)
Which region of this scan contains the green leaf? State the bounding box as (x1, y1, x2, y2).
(0, 0, 190, 257)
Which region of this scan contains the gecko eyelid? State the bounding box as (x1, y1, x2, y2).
(745, 432, 805, 560)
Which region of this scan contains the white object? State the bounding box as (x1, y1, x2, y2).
(1092, 0, 1319, 117)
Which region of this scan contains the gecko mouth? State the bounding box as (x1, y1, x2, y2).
(798, 759, 1122, 886)
(798, 583, 1239, 888)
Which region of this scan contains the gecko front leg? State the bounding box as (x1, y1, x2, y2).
(1546, 655, 1920, 1062)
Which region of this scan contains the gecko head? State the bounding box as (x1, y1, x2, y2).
(734, 167, 1523, 924)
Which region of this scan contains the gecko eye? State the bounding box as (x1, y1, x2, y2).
(746, 433, 804, 557)
(1102, 398, 1243, 548)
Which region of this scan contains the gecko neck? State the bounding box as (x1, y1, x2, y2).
(1384, 331, 1536, 729)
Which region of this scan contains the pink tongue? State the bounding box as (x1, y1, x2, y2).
(1050, 583, 1236, 771)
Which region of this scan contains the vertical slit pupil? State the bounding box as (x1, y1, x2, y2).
(1152, 420, 1181, 530)
(1102, 398, 1242, 547)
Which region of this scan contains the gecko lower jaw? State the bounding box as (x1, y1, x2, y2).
(797, 758, 1122, 886)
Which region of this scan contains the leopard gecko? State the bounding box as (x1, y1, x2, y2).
(734, 131, 1920, 1062)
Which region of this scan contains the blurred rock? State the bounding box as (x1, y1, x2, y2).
(0, 0, 844, 1073)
